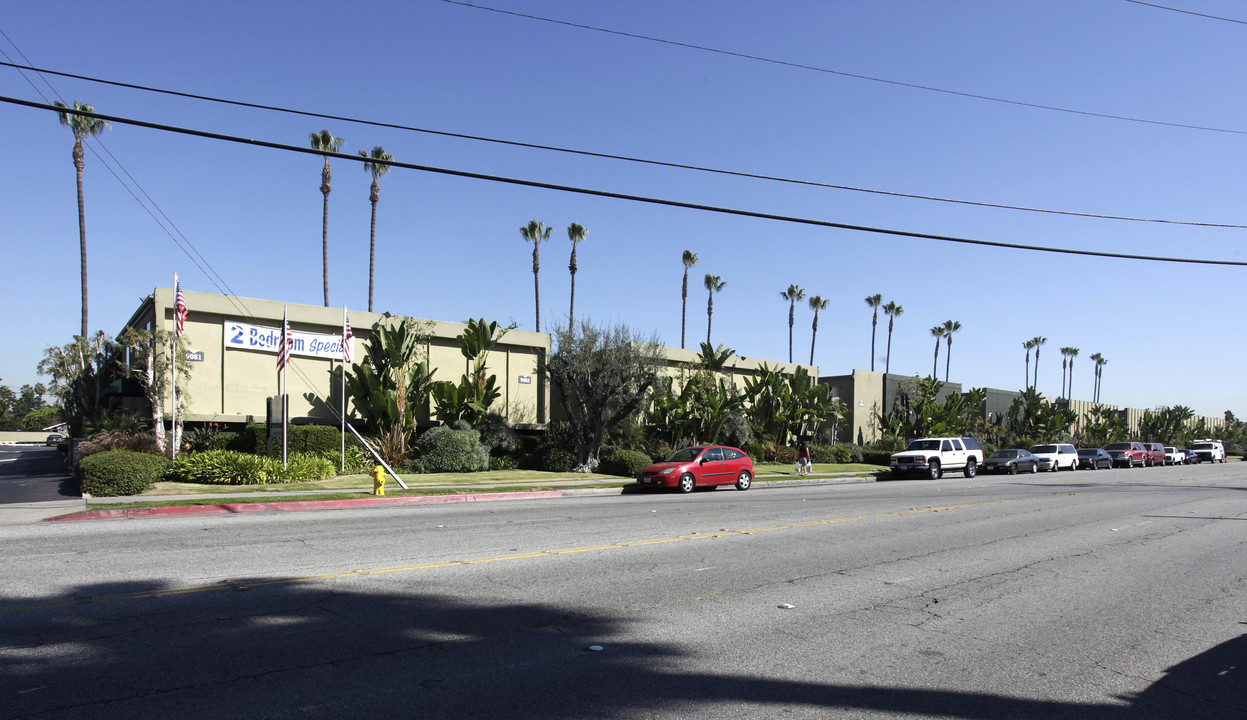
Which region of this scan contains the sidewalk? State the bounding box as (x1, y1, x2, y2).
(38, 471, 878, 523)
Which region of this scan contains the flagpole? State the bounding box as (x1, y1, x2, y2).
(171, 274, 179, 460)
(341, 305, 347, 473)
(281, 305, 288, 470)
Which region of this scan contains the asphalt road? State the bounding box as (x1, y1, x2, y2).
(1, 461, 1244, 719)
(0, 446, 79, 522)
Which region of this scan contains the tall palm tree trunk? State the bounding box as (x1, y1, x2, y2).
(788, 303, 795, 363)
(944, 338, 952, 382)
(809, 313, 818, 366)
(870, 316, 878, 371)
(568, 246, 577, 334)
(532, 244, 541, 332)
(884, 323, 894, 375)
(932, 338, 940, 378)
(73, 139, 88, 338)
(681, 271, 689, 349)
(367, 180, 379, 312)
(706, 294, 714, 346)
(321, 159, 332, 307)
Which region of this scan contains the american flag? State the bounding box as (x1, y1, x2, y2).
(174, 281, 188, 337)
(342, 308, 353, 364)
(277, 310, 292, 371)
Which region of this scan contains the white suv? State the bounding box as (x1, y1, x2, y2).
(890, 437, 985, 480)
(1030, 443, 1078, 472)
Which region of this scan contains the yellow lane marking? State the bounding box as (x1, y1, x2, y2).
(2, 486, 1176, 614)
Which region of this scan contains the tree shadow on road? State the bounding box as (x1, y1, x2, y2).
(0, 579, 1241, 719)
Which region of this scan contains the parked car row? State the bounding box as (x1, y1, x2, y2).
(635, 437, 1233, 493)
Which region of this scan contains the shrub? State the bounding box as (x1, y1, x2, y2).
(861, 450, 894, 466)
(239, 424, 268, 454)
(600, 448, 652, 477)
(842, 443, 864, 463)
(490, 454, 515, 470)
(77, 429, 162, 458)
(411, 426, 489, 473)
(477, 415, 520, 456)
(650, 442, 674, 463)
(742, 442, 770, 462)
(774, 446, 798, 464)
(288, 425, 342, 455)
(168, 450, 334, 484)
(78, 449, 170, 497)
(536, 445, 576, 473)
(808, 444, 837, 464)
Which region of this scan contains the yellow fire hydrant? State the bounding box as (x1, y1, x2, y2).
(372, 465, 387, 496)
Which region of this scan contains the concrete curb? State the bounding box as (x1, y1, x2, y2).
(45, 473, 881, 523)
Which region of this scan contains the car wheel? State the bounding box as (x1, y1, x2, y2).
(1127, 457, 1134, 468)
(1008, 463, 1018, 475)
(963, 458, 977, 478)
(928, 460, 942, 480)
(678, 474, 696, 494)
(1031, 461, 1038, 474)
(735, 470, 752, 491)
(1050, 461, 1059, 472)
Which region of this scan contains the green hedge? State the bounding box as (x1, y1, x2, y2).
(79, 449, 170, 497)
(600, 448, 652, 477)
(168, 450, 336, 485)
(861, 451, 894, 466)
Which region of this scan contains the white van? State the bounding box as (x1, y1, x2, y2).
(1188, 440, 1225, 464)
(1030, 443, 1079, 472)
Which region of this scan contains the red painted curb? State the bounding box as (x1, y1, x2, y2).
(43, 490, 565, 522)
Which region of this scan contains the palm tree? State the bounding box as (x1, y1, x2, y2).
(1067, 348, 1080, 399)
(310, 130, 345, 307)
(808, 295, 829, 365)
(882, 301, 903, 375)
(567, 223, 588, 332)
(1059, 347, 1076, 398)
(359, 145, 392, 313)
(520, 220, 552, 331)
(1095, 355, 1108, 402)
(930, 325, 946, 378)
(865, 294, 883, 371)
(1088, 352, 1102, 401)
(781, 285, 806, 363)
(1023, 340, 1035, 389)
(704, 274, 726, 346)
(1031, 336, 1047, 390)
(681, 250, 698, 349)
(942, 320, 961, 382)
(55, 101, 110, 338)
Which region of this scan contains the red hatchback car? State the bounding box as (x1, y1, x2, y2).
(636, 446, 754, 493)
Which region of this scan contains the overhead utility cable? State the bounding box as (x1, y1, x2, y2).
(440, 0, 1247, 137)
(0, 60, 1243, 230)
(8, 95, 1245, 268)
(1122, 0, 1247, 25)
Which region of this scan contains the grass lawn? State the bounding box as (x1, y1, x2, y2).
(139, 469, 628, 496)
(753, 462, 887, 478)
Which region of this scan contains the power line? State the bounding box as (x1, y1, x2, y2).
(1122, 0, 1247, 25)
(0, 60, 1244, 230)
(439, 0, 1247, 138)
(7, 95, 1246, 268)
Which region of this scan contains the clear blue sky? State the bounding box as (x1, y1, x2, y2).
(3, 0, 1245, 419)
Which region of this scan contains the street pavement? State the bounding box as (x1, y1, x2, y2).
(0, 445, 84, 525)
(1, 461, 1244, 718)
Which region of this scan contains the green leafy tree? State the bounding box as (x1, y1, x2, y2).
(55, 101, 111, 338)
(309, 130, 345, 307)
(808, 295, 828, 366)
(704, 274, 726, 346)
(780, 285, 805, 364)
(680, 250, 698, 349)
(864, 294, 883, 372)
(882, 301, 903, 375)
(360, 145, 393, 312)
(38, 331, 120, 437)
(21, 406, 61, 432)
(334, 318, 436, 465)
(546, 319, 664, 472)
(567, 223, 588, 333)
(520, 220, 552, 331)
(12, 383, 48, 417)
(116, 327, 193, 456)
(1078, 404, 1126, 447)
(432, 318, 508, 426)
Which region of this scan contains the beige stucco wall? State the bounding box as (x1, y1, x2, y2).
(130, 288, 549, 427)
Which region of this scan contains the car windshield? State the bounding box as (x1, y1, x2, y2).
(906, 440, 940, 451)
(1032, 445, 1057, 453)
(990, 450, 1018, 459)
(665, 448, 703, 463)
(1105, 443, 1132, 451)
(1190, 443, 1214, 450)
